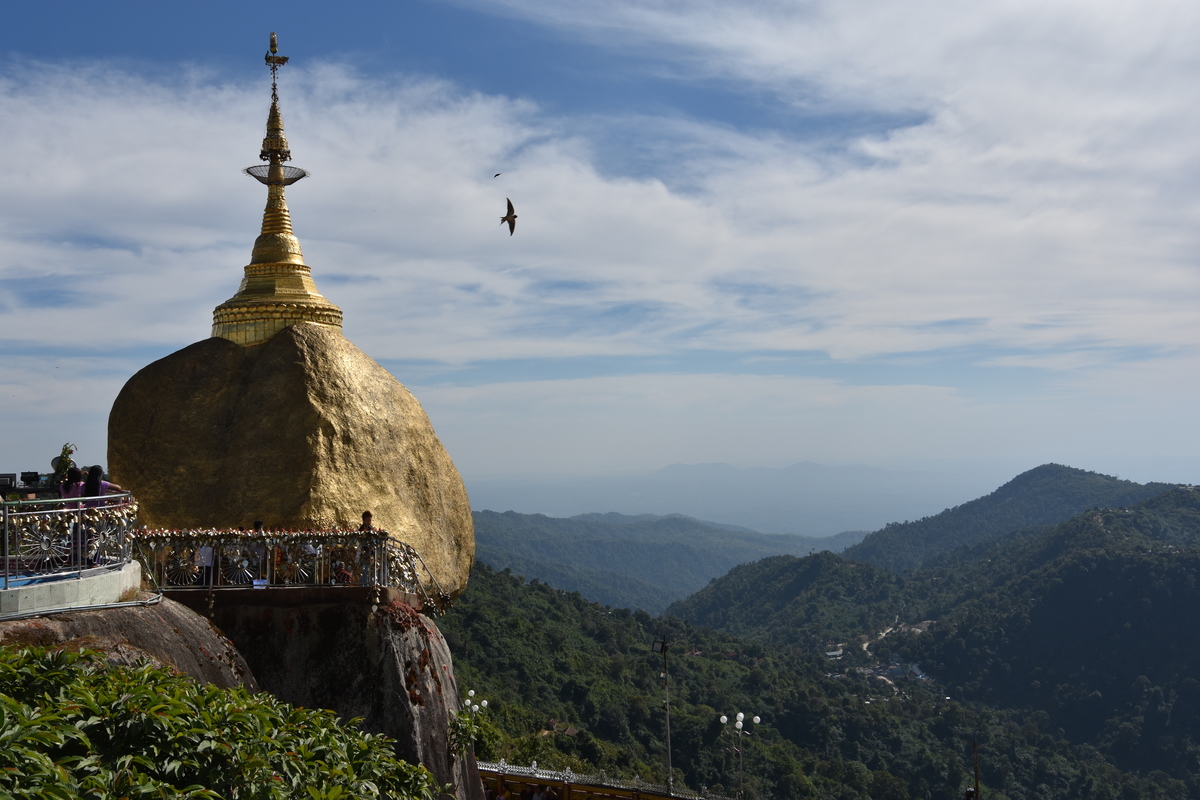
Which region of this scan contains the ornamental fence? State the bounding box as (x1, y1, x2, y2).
(133, 529, 451, 613)
(1, 494, 139, 589)
(477, 760, 733, 800)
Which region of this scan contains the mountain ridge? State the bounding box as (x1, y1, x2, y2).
(663, 484, 1200, 789)
(842, 463, 1174, 572)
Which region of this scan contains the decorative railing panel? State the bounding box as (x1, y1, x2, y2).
(477, 760, 732, 800)
(133, 529, 451, 612)
(2, 495, 138, 589)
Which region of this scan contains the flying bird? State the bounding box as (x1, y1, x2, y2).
(500, 198, 517, 235)
(493, 173, 502, 178)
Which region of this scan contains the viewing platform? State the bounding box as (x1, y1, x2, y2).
(478, 760, 732, 800)
(135, 527, 450, 613)
(1, 493, 141, 618)
(2, 492, 450, 618)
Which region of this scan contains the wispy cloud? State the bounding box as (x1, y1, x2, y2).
(1, 2, 1199, 476)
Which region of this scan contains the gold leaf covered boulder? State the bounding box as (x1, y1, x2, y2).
(108, 323, 474, 598)
(107, 36, 473, 599)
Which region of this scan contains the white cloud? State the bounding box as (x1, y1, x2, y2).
(2, 0, 1200, 476)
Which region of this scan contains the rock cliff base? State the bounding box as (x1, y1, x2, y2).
(0, 597, 257, 691)
(174, 588, 483, 800)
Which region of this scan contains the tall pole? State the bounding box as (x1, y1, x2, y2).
(974, 739, 981, 799)
(664, 644, 673, 796)
(465, 690, 487, 766)
(721, 712, 758, 800)
(654, 637, 673, 795)
(738, 726, 744, 800)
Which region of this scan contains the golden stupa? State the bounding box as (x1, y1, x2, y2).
(211, 34, 342, 346)
(108, 35, 475, 598)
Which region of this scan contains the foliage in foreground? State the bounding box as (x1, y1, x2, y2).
(0, 646, 436, 800)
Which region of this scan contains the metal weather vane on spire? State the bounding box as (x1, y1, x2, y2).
(244, 32, 307, 186)
(266, 31, 288, 95)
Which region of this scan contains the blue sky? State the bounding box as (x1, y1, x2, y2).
(2, 1, 1200, 504)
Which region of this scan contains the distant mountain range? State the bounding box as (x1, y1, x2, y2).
(467, 459, 1018, 536)
(442, 559, 1169, 800)
(473, 464, 1174, 614)
(473, 510, 866, 614)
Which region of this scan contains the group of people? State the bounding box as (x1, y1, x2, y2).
(54, 465, 124, 567)
(58, 465, 124, 502)
(485, 785, 561, 800)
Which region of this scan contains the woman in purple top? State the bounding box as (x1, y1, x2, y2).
(59, 467, 84, 498)
(82, 465, 123, 506)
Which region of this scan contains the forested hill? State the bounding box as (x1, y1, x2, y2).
(440, 562, 1182, 799)
(841, 463, 1173, 572)
(473, 510, 865, 613)
(899, 487, 1200, 782)
(663, 487, 1200, 792)
(665, 551, 905, 654)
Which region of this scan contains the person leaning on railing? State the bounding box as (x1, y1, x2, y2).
(81, 465, 123, 506)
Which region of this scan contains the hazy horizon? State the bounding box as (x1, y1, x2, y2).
(461, 456, 1196, 537)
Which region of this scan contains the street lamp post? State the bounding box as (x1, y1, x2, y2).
(719, 712, 759, 799)
(652, 636, 673, 795)
(465, 689, 488, 762)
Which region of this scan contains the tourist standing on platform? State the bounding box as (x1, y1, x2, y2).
(81, 465, 122, 501)
(59, 467, 84, 498)
(60, 467, 86, 566)
(78, 466, 123, 564)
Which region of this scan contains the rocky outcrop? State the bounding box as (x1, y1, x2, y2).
(0, 597, 257, 690)
(107, 322, 474, 599)
(185, 588, 483, 800)
(3, 589, 481, 799)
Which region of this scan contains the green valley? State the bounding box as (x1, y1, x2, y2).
(445, 467, 1200, 798)
(474, 510, 865, 613)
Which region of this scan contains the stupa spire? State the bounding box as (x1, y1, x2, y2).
(212, 32, 342, 347)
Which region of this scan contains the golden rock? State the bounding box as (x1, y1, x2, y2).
(107, 322, 475, 598)
(109, 37, 474, 598)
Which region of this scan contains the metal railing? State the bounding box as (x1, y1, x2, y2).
(477, 760, 732, 800)
(133, 529, 451, 613)
(2, 494, 138, 590)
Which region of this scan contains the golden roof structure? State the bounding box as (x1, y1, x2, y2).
(211, 33, 342, 347)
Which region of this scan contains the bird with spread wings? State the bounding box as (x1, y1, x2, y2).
(500, 198, 517, 236)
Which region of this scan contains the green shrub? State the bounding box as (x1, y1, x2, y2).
(0, 646, 436, 800)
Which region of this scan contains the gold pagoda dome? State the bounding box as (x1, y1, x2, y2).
(212, 33, 342, 347)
